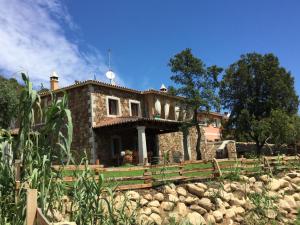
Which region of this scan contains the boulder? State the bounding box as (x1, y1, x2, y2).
(292, 177, 300, 184)
(278, 199, 291, 212)
(160, 201, 175, 211)
(268, 179, 281, 191)
(190, 204, 207, 215)
(144, 194, 153, 201)
(229, 197, 246, 207)
(225, 208, 236, 219)
(154, 193, 164, 201)
(186, 212, 207, 225)
(139, 207, 152, 216)
(179, 195, 186, 202)
(185, 196, 198, 205)
(150, 207, 160, 214)
(265, 209, 277, 219)
(168, 194, 179, 203)
(186, 184, 205, 197)
(204, 213, 216, 224)
(176, 202, 188, 216)
(198, 198, 212, 211)
(126, 191, 140, 201)
(137, 214, 153, 225)
(140, 198, 148, 206)
(260, 175, 270, 183)
(212, 210, 223, 223)
(284, 195, 297, 209)
(249, 177, 256, 183)
(164, 185, 178, 196)
(148, 200, 160, 208)
(150, 213, 162, 225)
(232, 206, 245, 215)
(195, 183, 208, 190)
(176, 187, 187, 196)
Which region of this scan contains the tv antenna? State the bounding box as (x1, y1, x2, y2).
(105, 49, 115, 85)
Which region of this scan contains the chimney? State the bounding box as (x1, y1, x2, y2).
(50, 71, 59, 91)
(160, 84, 167, 93)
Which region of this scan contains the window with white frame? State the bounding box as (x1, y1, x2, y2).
(106, 96, 121, 116)
(129, 100, 141, 117)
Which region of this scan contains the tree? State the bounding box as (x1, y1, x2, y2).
(168, 48, 222, 159)
(220, 53, 299, 154)
(0, 76, 23, 129)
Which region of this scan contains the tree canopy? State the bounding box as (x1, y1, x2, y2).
(220, 53, 299, 153)
(169, 48, 222, 159)
(0, 75, 23, 129)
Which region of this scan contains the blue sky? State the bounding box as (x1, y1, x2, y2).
(1, 0, 300, 94)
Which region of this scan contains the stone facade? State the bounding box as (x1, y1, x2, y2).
(40, 80, 233, 166)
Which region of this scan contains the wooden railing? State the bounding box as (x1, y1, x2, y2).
(50, 155, 300, 191)
(21, 155, 300, 224)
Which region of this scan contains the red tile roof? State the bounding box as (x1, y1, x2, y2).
(93, 116, 182, 128)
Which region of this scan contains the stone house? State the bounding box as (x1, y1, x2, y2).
(39, 74, 228, 166)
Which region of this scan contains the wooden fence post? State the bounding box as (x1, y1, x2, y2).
(15, 160, 21, 203)
(263, 157, 272, 175)
(143, 168, 153, 186)
(212, 158, 222, 177)
(179, 161, 184, 177)
(26, 189, 37, 225)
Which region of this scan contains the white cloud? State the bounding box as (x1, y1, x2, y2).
(0, 0, 121, 87)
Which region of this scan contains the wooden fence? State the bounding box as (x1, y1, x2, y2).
(21, 155, 300, 224)
(51, 155, 300, 191)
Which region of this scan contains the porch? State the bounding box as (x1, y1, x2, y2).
(93, 117, 186, 167)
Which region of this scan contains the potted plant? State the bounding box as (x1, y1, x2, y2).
(124, 150, 133, 164)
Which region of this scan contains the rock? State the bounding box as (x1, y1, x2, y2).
(268, 179, 281, 191)
(225, 208, 236, 219)
(190, 204, 207, 215)
(240, 175, 249, 181)
(177, 202, 188, 216)
(229, 197, 246, 207)
(195, 183, 208, 190)
(140, 207, 152, 216)
(232, 206, 245, 215)
(278, 199, 291, 212)
(185, 196, 198, 205)
(149, 213, 162, 225)
(124, 200, 137, 215)
(186, 184, 205, 197)
(234, 215, 244, 223)
(293, 193, 300, 201)
(265, 209, 277, 219)
(168, 194, 179, 203)
(179, 195, 186, 202)
(284, 195, 297, 209)
(140, 198, 148, 206)
(249, 177, 256, 183)
(212, 210, 223, 222)
(219, 190, 232, 202)
(186, 212, 207, 225)
(176, 187, 187, 196)
(126, 191, 140, 201)
(164, 185, 177, 196)
(137, 214, 153, 225)
(150, 207, 160, 214)
(53, 223, 76, 225)
(291, 183, 300, 191)
(287, 172, 298, 178)
(148, 200, 160, 208)
(260, 175, 270, 183)
(204, 213, 216, 224)
(169, 212, 181, 223)
(160, 201, 174, 211)
(292, 177, 300, 184)
(223, 184, 231, 192)
(154, 193, 164, 201)
(144, 194, 153, 201)
(198, 198, 212, 211)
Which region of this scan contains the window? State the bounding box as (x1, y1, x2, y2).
(109, 99, 118, 115)
(129, 100, 141, 117)
(106, 96, 121, 116)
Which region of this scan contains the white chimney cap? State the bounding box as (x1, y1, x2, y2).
(160, 84, 167, 92)
(50, 71, 59, 78)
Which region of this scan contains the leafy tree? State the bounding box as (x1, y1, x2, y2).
(220, 53, 299, 154)
(168, 48, 222, 159)
(0, 76, 23, 129)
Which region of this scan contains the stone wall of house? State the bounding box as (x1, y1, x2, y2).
(158, 132, 184, 162)
(40, 85, 92, 162)
(92, 86, 145, 123)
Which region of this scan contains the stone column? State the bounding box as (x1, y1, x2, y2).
(183, 130, 191, 160)
(137, 126, 148, 164)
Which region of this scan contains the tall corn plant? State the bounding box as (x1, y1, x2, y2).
(0, 74, 73, 224)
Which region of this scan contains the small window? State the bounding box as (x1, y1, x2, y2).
(131, 103, 139, 117)
(108, 99, 119, 115)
